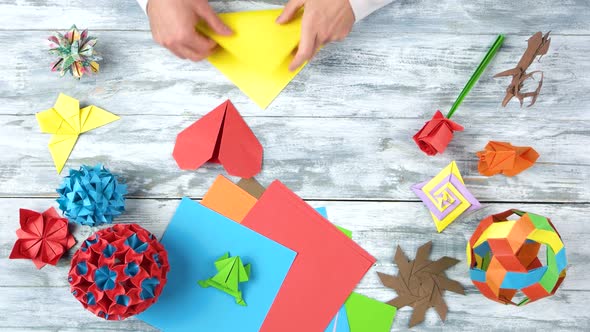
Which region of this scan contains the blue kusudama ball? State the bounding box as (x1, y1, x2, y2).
(57, 164, 127, 226)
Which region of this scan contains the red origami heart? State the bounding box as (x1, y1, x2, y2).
(413, 110, 464, 156)
(9, 207, 76, 269)
(172, 100, 263, 178)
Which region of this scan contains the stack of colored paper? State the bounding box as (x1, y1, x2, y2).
(139, 175, 383, 331)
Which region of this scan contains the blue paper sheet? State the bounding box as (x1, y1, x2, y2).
(325, 305, 351, 332)
(137, 197, 297, 331)
(316, 206, 328, 218)
(317, 207, 351, 332)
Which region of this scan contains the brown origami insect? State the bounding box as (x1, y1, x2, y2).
(377, 241, 465, 327)
(495, 32, 551, 107)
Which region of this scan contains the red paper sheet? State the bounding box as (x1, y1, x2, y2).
(241, 181, 376, 332)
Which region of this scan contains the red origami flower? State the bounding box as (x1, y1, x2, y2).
(9, 207, 76, 269)
(68, 224, 169, 320)
(413, 110, 464, 156)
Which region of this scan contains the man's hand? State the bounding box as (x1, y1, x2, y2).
(147, 0, 232, 61)
(276, 0, 355, 71)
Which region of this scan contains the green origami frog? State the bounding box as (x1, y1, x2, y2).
(198, 253, 251, 306)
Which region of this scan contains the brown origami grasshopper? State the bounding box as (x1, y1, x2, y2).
(495, 32, 551, 107)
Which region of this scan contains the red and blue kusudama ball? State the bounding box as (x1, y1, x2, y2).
(68, 224, 170, 320)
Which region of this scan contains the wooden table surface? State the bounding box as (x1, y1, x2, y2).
(1, 0, 589, 331)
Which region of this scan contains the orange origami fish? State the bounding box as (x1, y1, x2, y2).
(476, 141, 539, 177)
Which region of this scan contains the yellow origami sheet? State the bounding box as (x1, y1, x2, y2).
(197, 9, 306, 109)
(36, 93, 119, 173)
(412, 161, 482, 232)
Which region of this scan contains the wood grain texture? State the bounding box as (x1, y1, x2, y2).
(0, 114, 588, 201)
(0, 0, 588, 331)
(1, 31, 589, 120)
(1, 0, 589, 34)
(0, 199, 587, 331)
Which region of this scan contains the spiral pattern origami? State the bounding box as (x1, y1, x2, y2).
(412, 161, 481, 232)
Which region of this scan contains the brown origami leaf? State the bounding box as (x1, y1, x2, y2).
(476, 141, 540, 177)
(377, 241, 465, 327)
(495, 31, 551, 107)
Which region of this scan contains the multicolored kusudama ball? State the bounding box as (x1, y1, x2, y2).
(48, 24, 102, 79)
(467, 209, 567, 305)
(68, 224, 169, 320)
(57, 164, 127, 226)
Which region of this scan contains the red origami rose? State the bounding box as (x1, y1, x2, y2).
(9, 207, 76, 269)
(413, 110, 464, 156)
(68, 223, 169, 320)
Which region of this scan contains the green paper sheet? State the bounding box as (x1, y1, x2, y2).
(345, 292, 397, 332)
(331, 222, 396, 332)
(337, 225, 353, 239)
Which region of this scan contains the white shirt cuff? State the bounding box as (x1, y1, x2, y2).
(136, 0, 148, 15)
(137, 0, 389, 22)
(349, 0, 393, 22)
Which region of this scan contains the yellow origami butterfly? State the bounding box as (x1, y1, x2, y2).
(36, 93, 119, 173)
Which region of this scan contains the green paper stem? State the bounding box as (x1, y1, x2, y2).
(446, 34, 504, 119)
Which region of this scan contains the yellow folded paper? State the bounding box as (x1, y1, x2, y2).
(36, 93, 119, 173)
(197, 9, 306, 109)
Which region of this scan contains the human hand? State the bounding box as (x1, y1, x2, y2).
(276, 0, 355, 71)
(147, 0, 232, 61)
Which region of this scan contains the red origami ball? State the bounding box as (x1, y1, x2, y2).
(413, 110, 464, 156)
(68, 224, 170, 320)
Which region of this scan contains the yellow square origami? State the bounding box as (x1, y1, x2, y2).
(197, 9, 306, 109)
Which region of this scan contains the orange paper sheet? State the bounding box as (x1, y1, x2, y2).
(201, 175, 258, 222)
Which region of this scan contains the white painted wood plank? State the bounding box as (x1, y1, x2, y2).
(1, 0, 589, 35)
(0, 0, 149, 31)
(0, 199, 586, 330)
(0, 114, 587, 201)
(0, 32, 587, 120)
(1, 286, 586, 331)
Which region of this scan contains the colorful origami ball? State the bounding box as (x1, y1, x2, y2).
(68, 224, 170, 320)
(48, 25, 102, 79)
(412, 161, 481, 232)
(467, 210, 567, 305)
(9, 207, 76, 269)
(57, 164, 127, 226)
(413, 110, 464, 156)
